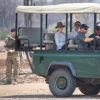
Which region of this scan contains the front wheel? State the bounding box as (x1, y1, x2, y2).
(48, 69, 76, 97)
(79, 84, 100, 95)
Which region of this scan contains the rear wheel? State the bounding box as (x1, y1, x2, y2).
(79, 84, 100, 95)
(48, 68, 76, 97)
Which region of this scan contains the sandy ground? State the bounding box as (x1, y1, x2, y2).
(0, 83, 100, 100)
(0, 52, 45, 85)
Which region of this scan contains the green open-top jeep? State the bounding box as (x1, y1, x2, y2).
(16, 3, 100, 97)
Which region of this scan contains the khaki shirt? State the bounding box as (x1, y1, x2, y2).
(5, 35, 16, 53)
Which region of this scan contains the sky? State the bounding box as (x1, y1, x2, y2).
(47, 0, 53, 3)
(92, 0, 100, 3)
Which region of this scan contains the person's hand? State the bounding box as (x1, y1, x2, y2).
(9, 49, 15, 53)
(95, 36, 100, 39)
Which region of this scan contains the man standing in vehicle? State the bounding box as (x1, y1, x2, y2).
(74, 24, 94, 50)
(54, 22, 66, 50)
(5, 28, 18, 84)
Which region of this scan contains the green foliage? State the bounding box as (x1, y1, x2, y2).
(48, 23, 66, 33)
(48, 24, 56, 33)
(0, 32, 7, 40)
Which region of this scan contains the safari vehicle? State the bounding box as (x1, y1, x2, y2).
(16, 3, 100, 97)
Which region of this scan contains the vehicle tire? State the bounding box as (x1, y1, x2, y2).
(79, 84, 100, 95)
(48, 68, 76, 97)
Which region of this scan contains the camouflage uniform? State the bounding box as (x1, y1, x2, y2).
(5, 35, 18, 83)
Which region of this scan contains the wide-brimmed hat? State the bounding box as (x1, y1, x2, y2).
(55, 22, 65, 28)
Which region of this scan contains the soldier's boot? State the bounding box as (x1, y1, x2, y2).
(12, 79, 18, 85)
(5, 79, 12, 85)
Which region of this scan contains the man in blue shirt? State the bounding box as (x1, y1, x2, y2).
(74, 24, 94, 50)
(68, 21, 81, 40)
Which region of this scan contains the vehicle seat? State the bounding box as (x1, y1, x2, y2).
(68, 39, 78, 50)
(43, 33, 56, 50)
(17, 27, 47, 50)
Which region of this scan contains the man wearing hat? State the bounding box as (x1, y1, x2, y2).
(88, 25, 100, 49)
(74, 24, 94, 50)
(54, 22, 66, 50)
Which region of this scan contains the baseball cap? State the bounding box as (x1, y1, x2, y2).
(80, 24, 89, 30)
(11, 28, 16, 32)
(96, 26, 100, 30)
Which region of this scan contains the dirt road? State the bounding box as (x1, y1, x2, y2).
(0, 82, 100, 100)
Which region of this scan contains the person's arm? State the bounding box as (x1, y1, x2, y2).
(5, 36, 15, 52)
(84, 38, 94, 42)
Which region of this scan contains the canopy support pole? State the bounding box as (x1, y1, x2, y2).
(40, 14, 43, 50)
(70, 13, 73, 32)
(65, 14, 68, 50)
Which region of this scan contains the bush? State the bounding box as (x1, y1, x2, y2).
(0, 32, 7, 40)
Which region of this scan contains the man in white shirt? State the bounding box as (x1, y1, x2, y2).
(68, 21, 81, 40)
(54, 22, 66, 50)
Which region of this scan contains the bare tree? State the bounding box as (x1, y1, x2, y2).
(23, 0, 32, 27)
(0, 0, 97, 32)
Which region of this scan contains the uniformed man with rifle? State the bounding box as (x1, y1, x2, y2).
(5, 28, 18, 84)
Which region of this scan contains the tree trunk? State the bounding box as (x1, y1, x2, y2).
(23, 0, 32, 27)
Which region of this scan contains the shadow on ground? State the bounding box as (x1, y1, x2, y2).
(0, 94, 100, 99)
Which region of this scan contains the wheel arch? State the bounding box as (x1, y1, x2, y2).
(47, 61, 76, 77)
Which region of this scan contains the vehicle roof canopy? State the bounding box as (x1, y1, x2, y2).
(16, 3, 100, 14)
